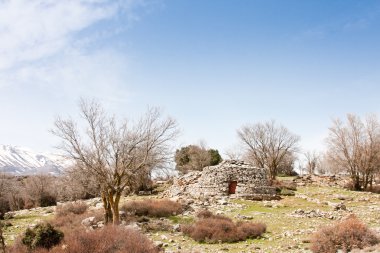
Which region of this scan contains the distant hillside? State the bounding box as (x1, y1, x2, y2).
(0, 145, 67, 175)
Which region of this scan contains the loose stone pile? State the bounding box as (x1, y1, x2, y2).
(294, 174, 351, 187)
(165, 160, 277, 201)
(290, 208, 347, 220)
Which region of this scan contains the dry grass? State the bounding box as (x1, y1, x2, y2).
(182, 212, 266, 243)
(55, 201, 88, 217)
(121, 199, 183, 217)
(310, 215, 379, 253)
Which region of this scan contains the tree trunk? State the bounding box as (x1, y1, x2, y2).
(110, 191, 121, 225)
(364, 173, 369, 190)
(101, 191, 113, 224)
(269, 167, 276, 181)
(353, 175, 361, 191)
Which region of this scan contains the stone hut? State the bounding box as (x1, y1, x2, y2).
(166, 160, 277, 200)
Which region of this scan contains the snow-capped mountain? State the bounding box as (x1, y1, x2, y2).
(0, 145, 67, 175)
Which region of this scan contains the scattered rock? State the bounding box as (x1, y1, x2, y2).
(125, 222, 140, 231)
(290, 209, 342, 219)
(173, 224, 181, 232)
(119, 210, 126, 219)
(154, 241, 164, 248)
(81, 216, 96, 227)
(334, 195, 353, 201)
(333, 202, 347, 211)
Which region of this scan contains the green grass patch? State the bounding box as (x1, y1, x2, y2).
(168, 215, 194, 224)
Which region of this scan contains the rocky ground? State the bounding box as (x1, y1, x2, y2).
(2, 177, 380, 253)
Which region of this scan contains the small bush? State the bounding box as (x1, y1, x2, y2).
(56, 225, 159, 253)
(196, 209, 213, 219)
(51, 211, 92, 235)
(182, 212, 266, 243)
(21, 222, 64, 250)
(10, 224, 158, 253)
(56, 201, 88, 217)
(343, 181, 355, 190)
(122, 199, 183, 217)
(237, 221, 267, 238)
(310, 215, 379, 253)
(367, 185, 380, 194)
(40, 194, 57, 207)
(0, 198, 10, 220)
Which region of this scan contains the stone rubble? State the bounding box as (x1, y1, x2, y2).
(294, 174, 351, 188)
(290, 208, 350, 220)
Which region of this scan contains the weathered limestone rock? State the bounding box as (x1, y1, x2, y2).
(165, 160, 277, 200)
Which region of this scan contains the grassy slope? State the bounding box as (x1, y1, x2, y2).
(3, 181, 380, 253)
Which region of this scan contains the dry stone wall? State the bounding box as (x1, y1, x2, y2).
(166, 160, 277, 200)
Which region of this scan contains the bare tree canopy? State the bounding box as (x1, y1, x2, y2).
(326, 114, 380, 190)
(304, 151, 321, 175)
(51, 99, 179, 224)
(237, 120, 300, 180)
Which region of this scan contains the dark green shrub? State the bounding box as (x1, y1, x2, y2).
(40, 194, 57, 207)
(22, 223, 63, 250)
(0, 198, 10, 220)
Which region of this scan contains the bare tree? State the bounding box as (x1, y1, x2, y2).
(326, 114, 380, 190)
(304, 151, 320, 175)
(224, 145, 244, 160)
(55, 167, 100, 201)
(237, 120, 300, 180)
(52, 99, 179, 224)
(277, 151, 297, 176)
(23, 175, 57, 207)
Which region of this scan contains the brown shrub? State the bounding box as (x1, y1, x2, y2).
(121, 199, 183, 217)
(237, 221, 267, 238)
(343, 181, 355, 190)
(7, 226, 159, 253)
(310, 215, 379, 253)
(51, 212, 89, 235)
(182, 212, 266, 243)
(55, 225, 159, 253)
(56, 201, 88, 217)
(367, 185, 380, 194)
(196, 209, 213, 219)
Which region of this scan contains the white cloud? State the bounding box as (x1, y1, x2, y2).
(0, 0, 151, 99)
(0, 0, 128, 70)
(0, 48, 134, 113)
(0, 0, 154, 151)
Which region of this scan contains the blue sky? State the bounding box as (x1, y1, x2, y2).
(1, 0, 380, 157)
